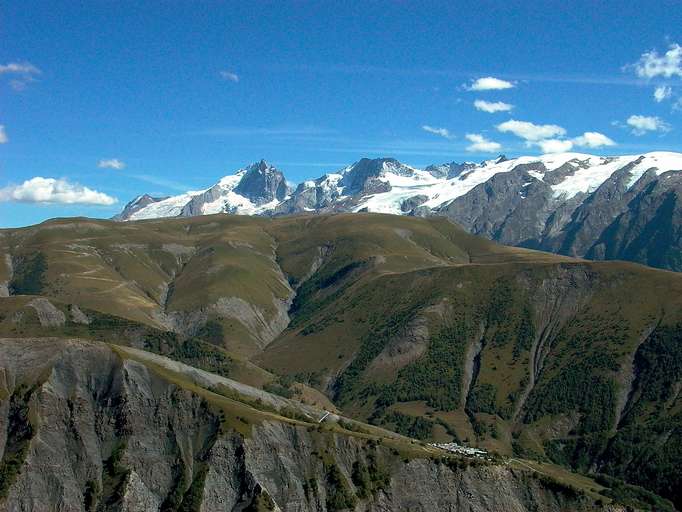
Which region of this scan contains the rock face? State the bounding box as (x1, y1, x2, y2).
(0, 338, 610, 511)
(114, 152, 682, 271)
(234, 160, 292, 204)
(181, 160, 292, 218)
(437, 153, 682, 271)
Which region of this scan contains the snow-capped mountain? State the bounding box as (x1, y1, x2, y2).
(436, 152, 682, 271)
(116, 152, 682, 271)
(113, 193, 169, 221)
(118, 160, 291, 221)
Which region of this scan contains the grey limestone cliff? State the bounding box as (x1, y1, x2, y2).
(0, 338, 616, 512)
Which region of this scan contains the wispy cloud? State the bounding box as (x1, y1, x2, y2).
(465, 133, 502, 153)
(629, 43, 682, 79)
(271, 161, 349, 168)
(466, 76, 515, 91)
(196, 126, 334, 138)
(0, 61, 41, 90)
(654, 85, 673, 102)
(474, 99, 513, 113)
(194, 127, 464, 157)
(496, 119, 566, 141)
(0, 177, 117, 205)
(127, 173, 195, 192)
(309, 138, 479, 158)
(421, 125, 455, 139)
(625, 115, 672, 135)
(262, 62, 663, 87)
(0, 125, 7, 144)
(0, 62, 40, 75)
(219, 70, 239, 82)
(98, 158, 126, 170)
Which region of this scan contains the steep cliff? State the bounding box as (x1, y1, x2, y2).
(0, 338, 615, 512)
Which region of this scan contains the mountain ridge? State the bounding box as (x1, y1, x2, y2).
(114, 152, 682, 272)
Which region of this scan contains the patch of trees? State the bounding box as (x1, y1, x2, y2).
(594, 473, 675, 512)
(0, 385, 36, 499)
(324, 463, 357, 511)
(485, 278, 535, 360)
(379, 411, 433, 440)
(351, 450, 390, 499)
(335, 299, 424, 405)
(290, 260, 367, 332)
(195, 320, 224, 345)
(524, 362, 616, 434)
(372, 316, 475, 415)
(466, 383, 498, 415)
(144, 332, 233, 378)
(596, 323, 682, 510)
(9, 252, 47, 295)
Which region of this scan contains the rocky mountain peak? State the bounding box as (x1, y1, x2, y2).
(340, 157, 415, 195)
(246, 159, 275, 174)
(234, 160, 292, 204)
(113, 193, 167, 221)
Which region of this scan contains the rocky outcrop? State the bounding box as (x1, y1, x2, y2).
(0, 338, 612, 511)
(0, 254, 12, 298)
(26, 298, 66, 327)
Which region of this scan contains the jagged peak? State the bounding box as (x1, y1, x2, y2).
(244, 159, 280, 174)
(116, 152, 682, 224)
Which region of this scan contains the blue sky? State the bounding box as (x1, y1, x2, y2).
(1, 0, 682, 227)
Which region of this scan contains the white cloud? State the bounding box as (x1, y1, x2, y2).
(653, 85, 672, 102)
(421, 125, 454, 139)
(474, 99, 513, 113)
(572, 131, 616, 148)
(632, 43, 682, 79)
(496, 119, 566, 141)
(466, 77, 515, 91)
(0, 61, 41, 90)
(465, 133, 502, 153)
(0, 62, 40, 75)
(535, 139, 574, 153)
(0, 125, 7, 144)
(98, 158, 126, 170)
(0, 177, 117, 205)
(220, 70, 239, 82)
(524, 131, 616, 154)
(674, 98, 682, 111)
(626, 115, 671, 135)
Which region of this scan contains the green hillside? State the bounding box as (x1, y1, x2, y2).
(1, 212, 681, 509)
